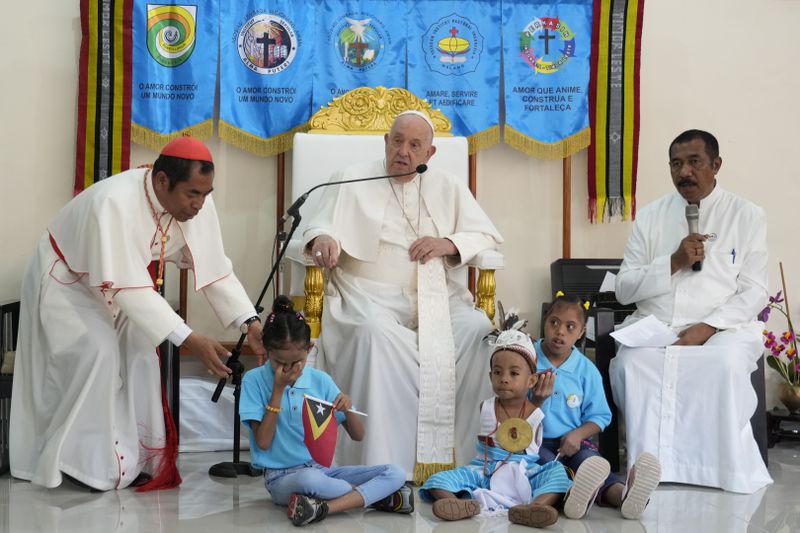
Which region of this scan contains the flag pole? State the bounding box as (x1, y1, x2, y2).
(563, 155, 572, 258)
(304, 394, 369, 417)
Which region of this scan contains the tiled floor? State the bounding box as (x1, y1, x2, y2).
(1, 444, 799, 532)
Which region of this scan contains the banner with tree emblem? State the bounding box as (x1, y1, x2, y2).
(131, 1, 218, 151)
(312, 0, 408, 114)
(219, 1, 314, 156)
(502, 0, 593, 160)
(408, 0, 501, 154)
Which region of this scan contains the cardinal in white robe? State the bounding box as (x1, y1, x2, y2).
(10, 137, 265, 491)
(302, 111, 503, 483)
(611, 130, 772, 493)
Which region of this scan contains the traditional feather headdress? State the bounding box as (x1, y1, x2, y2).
(484, 301, 536, 372)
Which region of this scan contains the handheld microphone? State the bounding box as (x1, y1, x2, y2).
(279, 164, 428, 225)
(685, 204, 702, 271)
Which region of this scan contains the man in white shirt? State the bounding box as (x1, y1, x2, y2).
(10, 137, 265, 491)
(304, 111, 503, 482)
(611, 130, 772, 493)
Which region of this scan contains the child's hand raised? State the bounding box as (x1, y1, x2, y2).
(530, 370, 556, 408)
(332, 393, 352, 412)
(273, 361, 303, 389)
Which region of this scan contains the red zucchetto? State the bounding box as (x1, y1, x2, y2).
(160, 136, 213, 163)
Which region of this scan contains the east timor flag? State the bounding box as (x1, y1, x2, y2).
(302, 396, 338, 467)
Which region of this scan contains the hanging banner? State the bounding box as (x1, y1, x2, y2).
(588, 0, 645, 222)
(75, 0, 133, 195)
(312, 0, 407, 114)
(502, 0, 593, 160)
(408, 0, 501, 153)
(219, 1, 314, 156)
(131, 1, 218, 151)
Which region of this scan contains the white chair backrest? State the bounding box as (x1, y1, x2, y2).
(291, 133, 469, 203)
(287, 132, 470, 296)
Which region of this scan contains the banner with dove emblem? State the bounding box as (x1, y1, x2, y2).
(312, 0, 408, 114)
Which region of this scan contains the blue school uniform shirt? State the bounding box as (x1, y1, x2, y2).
(240, 364, 346, 469)
(534, 339, 612, 439)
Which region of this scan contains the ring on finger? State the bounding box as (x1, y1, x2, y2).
(314, 250, 323, 257)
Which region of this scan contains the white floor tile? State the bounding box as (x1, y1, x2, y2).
(2, 444, 799, 532)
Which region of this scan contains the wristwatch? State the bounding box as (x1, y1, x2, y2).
(240, 316, 261, 334)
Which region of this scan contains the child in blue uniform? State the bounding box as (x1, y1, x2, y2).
(240, 296, 413, 526)
(420, 328, 578, 528)
(536, 294, 661, 520)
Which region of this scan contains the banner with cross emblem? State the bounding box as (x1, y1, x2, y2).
(502, 0, 593, 160)
(219, 1, 314, 156)
(408, 0, 501, 154)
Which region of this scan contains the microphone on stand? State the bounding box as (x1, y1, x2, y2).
(685, 204, 702, 271)
(279, 163, 428, 225)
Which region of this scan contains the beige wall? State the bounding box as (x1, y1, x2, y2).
(2, 1, 798, 403)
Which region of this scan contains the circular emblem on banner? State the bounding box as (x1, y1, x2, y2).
(237, 13, 298, 75)
(520, 17, 576, 74)
(422, 13, 483, 76)
(146, 4, 197, 68)
(329, 14, 387, 72)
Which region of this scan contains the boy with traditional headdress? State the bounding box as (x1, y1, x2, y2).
(420, 308, 610, 528)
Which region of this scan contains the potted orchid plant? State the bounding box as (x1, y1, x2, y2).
(760, 263, 800, 412)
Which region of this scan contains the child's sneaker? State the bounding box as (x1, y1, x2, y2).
(287, 493, 329, 526)
(370, 483, 415, 513)
(508, 503, 559, 528)
(620, 452, 661, 520)
(432, 498, 480, 521)
(563, 455, 611, 519)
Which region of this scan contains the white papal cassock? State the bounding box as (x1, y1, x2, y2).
(611, 185, 772, 494)
(10, 168, 255, 490)
(301, 160, 503, 480)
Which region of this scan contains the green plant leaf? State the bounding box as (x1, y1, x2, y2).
(767, 354, 784, 372)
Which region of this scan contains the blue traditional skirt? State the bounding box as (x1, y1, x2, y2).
(419, 442, 572, 502)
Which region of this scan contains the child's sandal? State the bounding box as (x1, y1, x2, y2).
(432, 498, 480, 521)
(620, 452, 661, 520)
(508, 503, 559, 528)
(563, 455, 610, 519)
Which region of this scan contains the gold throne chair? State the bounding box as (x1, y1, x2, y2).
(285, 87, 504, 337)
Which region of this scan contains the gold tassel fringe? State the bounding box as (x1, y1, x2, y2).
(412, 460, 456, 486)
(466, 125, 501, 154)
(219, 120, 309, 157)
(131, 120, 214, 153)
(503, 125, 590, 160)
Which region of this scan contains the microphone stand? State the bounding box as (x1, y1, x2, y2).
(208, 213, 302, 479)
(207, 164, 423, 478)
